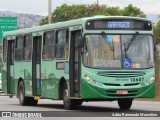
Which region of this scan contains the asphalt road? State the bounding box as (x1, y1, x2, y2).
(0, 92, 160, 120)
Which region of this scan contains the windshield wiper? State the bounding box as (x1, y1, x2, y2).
(101, 31, 114, 51)
(125, 32, 139, 51)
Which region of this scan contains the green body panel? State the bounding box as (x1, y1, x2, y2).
(2, 64, 15, 94)
(2, 68, 7, 93)
(13, 62, 33, 96)
(81, 65, 155, 99)
(41, 60, 69, 99)
(41, 78, 59, 99)
(23, 62, 32, 96)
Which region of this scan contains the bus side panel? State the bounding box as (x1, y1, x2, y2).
(23, 62, 32, 96)
(41, 61, 57, 98)
(2, 65, 7, 93)
(2, 65, 15, 94)
(14, 62, 24, 96)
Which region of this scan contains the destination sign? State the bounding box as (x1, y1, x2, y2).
(108, 21, 130, 29)
(85, 19, 152, 30)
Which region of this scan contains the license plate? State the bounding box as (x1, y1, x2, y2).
(116, 90, 128, 94)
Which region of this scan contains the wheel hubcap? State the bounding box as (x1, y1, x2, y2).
(19, 87, 23, 102)
(64, 90, 70, 106)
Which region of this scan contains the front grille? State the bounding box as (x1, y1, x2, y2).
(124, 83, 140, 86)
(103, 83, 140, 86)
(103, 83, 121, 86)
(97, 71, 146, 78)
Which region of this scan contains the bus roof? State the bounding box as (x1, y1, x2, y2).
(3, 15, 151, 37)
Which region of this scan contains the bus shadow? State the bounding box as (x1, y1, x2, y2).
(37, 104, 64, 110)
(36, 103, 150, 112)
(35, 103, 155, 117)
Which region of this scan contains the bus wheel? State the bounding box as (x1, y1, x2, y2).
(18, 81, 28, 106)
(63, 89, 75, 110)
(118, 99, 133, 109)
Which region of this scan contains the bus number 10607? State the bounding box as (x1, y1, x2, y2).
(130, 77, 144, 82)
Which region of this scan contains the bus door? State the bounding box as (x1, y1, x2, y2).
(32, 36, 42, 96)
(70, 30, 82, 97)
(7, 40, 15, 94)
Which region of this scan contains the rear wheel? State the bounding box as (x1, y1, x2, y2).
(63, 89, 75, 110)
(18, 81, 28, 106)
(19, 81, 38, 106)
(63, 82, 77, 110)
(118, 99, 133, 109)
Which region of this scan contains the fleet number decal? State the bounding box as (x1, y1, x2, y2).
(130, 77, 144, 82)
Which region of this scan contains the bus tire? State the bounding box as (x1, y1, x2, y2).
(118, 99, 133, 109)
(63, 87, 75, 110)
(18, 81, 28, 106)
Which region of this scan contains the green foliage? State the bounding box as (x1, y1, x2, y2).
(153, 23, 160, 42)
(52, 4, 88, 23)
(153, 15, 160, 43)
(122, 4, 146, 17)
(40, 3, 145, 25)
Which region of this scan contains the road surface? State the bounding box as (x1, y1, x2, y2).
(0, 92, 160, 120)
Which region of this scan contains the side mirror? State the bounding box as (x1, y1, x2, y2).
(76, 36, 84, 48)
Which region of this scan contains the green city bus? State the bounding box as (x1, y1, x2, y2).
(2, 16, 155, 110)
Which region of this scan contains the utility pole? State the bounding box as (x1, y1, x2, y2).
(48, 0, 52, 24)
(97, 0, 99, 5)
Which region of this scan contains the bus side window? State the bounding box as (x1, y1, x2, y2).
(24, 35, 32, 61)
(55, 29, 69, 59)
(42, 31, 55, 60)
(15, 36, 23, 61)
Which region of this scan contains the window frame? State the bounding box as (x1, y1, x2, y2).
(23, 34, 32, 62)
(42, 30, 56, 60)
(55, 29, 69, 60)
(15, 35, 24, 62)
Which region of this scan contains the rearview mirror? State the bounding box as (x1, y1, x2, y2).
(76, 36, 84, 48)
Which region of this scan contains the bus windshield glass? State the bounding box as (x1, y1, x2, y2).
(83, 34, 154, 69)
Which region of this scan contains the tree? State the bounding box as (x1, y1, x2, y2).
(40, 4, 146, 25)
(153, 15, 160, 43)
(122, 4, 146, 17)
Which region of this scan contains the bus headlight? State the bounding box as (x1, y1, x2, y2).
(149, 74, 155, 81)
(84, 74, 91, 81)
(146, 74, 155, 85)
(84, 74, 103, 88)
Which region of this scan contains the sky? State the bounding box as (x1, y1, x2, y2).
(0, 0, 160, 16)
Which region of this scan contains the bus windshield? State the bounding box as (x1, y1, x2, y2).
(83, 34, 154, 69)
